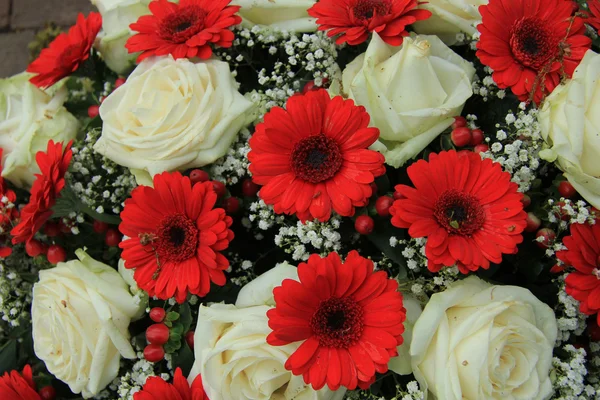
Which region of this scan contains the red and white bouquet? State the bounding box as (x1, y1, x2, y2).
(1, 0, 600, 399)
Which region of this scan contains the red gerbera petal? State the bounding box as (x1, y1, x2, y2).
(389, 150, 527, 273)
(119, 172, 233, 303)
(558, 220, 600, 321)
(134, 368, 208, 400)
(0, 365, 40, 400)
(248, 89, 385, 222)
(308, 0, 431, 46)
(476, 0, 590, 104)
(586, 1, 600, 31)
(11, 141, 73, 245)
(27, 12, 102, 88)
(267, 251, 406, 390)
(126, 0, 241, 62)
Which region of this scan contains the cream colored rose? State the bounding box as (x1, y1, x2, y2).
(92, 0, 152, 74)
(233, 0, 317, 32)
(32, 249, 142, 398)
(94, 56, 254, 180)
(188, 263, 346, 400)
(410, 276, 557, 400)
(539, 50, 600, 209)
(337, 33, 474, 168)
(412, 0, 487, 44)
(0, 72, 79, 188)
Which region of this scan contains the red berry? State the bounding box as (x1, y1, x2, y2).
(554, 201, 570, 221)
(521, 194, 531, 208)
(369, 182, 379, 196)
(524, 212, 541, 233)
(114, 77, 126, 89)
(190, 169, 210, 185)
(43, 222, 60, 237)
(242, 179, 260, 197)
(39, 386, 56, 400)
(149, 307, 166, 323)
(185, 331, 195, 349)
(474, 144, 489, 153)
(88, 105, 100, 119)
(535, 228, 556, 249)
(451, 127, 472, 147)
(223, 197, 240, 214)
(302, 78, 329, 93)
(144, 344, 165, 362)
(355, 215, 375, 235)
(46, 245, 66, 264)
(393, 191, 404, 200)
(550, 264, 566, 274)
(452, 116, 467, 129)
(105, 228, 122, 247)
(146, 323, 170, 345)
(211, 181, 227, 198)
(93, 220, 109, 233)
(58, 220, 72, 234)
(375, 196, 394, 217)
(470, 129, 484, 145)
(25, 239, 44, 257)
(589, 321, 600, 342)
(558, 181, 576, 198)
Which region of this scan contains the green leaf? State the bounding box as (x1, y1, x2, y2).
(171, 323, 184, 337)
(52, 185, 121, 225)
(172, 342, 194, 376)
(0, 340, 17, 375)
(166, 311, 180, 322)
(367, 223, 408, 279)
(179, 303, 192, 333)
(163, 337, 182, 354)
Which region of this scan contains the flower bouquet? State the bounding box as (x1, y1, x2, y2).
(1, 0, 600, 399)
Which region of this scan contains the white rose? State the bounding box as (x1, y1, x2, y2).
(0, 72, 79, 188)
(412, 0, 487, 44)
(410, 276, 557, 400)
(94, 56, 254, 180)
(32, 249, 142, 398)
(539, 50, 600, 209)
(337, 33, 474, 168)
(188, 263, 346, 400)
(92, 0, 152, 74)
(233, 0, 317, 32)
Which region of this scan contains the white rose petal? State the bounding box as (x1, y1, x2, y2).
(94, 56, 255, 180)
(233, 0, 317, 32)
(92, 0, 152, 74)
(32, 249, 143, 398)
(0, 72, 79, 188)
(337, 33, 474, 168)
(412, 0, 488, 44)
(188, 264, 346, 400)
(410, 276, 557, 400)
(539, 50, 600, 209)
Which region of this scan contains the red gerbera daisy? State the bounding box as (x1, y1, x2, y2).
(307, 0, 431, 46)
(11, 141, 73, 245)
(126, 0, 241, 62)
(476, 0, 591, 103)
(267, 251, 406, 390)
(0, 365, 40, 400)
(585, 0, 600, 31)
(389, 150, 527, 274)
(27, 12, 102, 88)
(134, 368, 208, 400)
(119, 172, 233, 303)
(556, 220, 600, 324)
(248, 89, 385, 222)
(0, 149, 18, 258)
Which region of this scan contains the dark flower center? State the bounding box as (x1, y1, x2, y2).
(352, 0, 392, 20)
(510, 17, 559, 70)
(291, 134, 343, 184)
(155, 213, 199, 262)
(434, 189, 485, 236)
(159, 6, 206, 44)
(310, 297, 364, 348)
